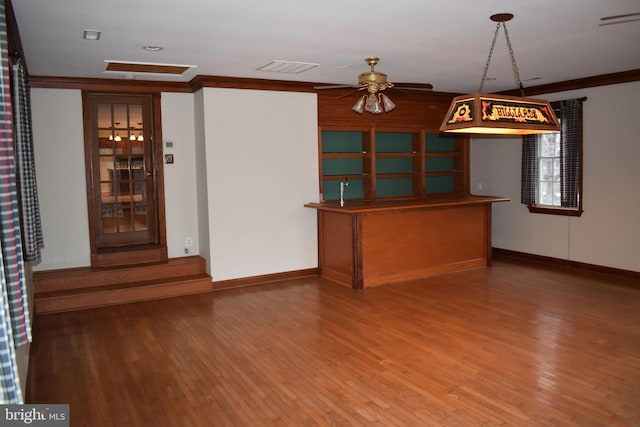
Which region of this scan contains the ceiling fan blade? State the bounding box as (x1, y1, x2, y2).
(337, 87, 367, 99)
(313, 84, 359, 90)
(392, 83, 434, 91)
(336, 59, 367, 69)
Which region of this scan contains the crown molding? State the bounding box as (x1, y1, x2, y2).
(189, 75, 317, 92)
(500, 69, 640, 97)
(29, 69, 640, 96)
(28, 76, 192, 93)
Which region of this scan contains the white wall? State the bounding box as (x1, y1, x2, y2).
(202, 88, 319, 281)
(31, 88, 90, 269)
(161, 93, 200, 258)
(30, 87, 319, 279)
(472, 81, 640, 272)
(193, 90, 211, 272)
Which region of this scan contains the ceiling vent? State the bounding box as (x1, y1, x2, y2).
(104, 60, 197, 75)
(256, 60, 319, 74)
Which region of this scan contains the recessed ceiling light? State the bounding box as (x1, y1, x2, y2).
(83, 30, 101, 40)
(142, 45, 163, 52)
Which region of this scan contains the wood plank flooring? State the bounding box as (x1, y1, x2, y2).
(28, 257, 640, 426)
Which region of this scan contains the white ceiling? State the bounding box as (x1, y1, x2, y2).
(11, 0, 640, 94)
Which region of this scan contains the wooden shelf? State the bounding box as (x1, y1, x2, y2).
(425, 152, 460, 158)
(322, 152, 366, 159)
(376, 152, 416, 158)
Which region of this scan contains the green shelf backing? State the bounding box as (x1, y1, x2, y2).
(376, 177, 413, 197)
(375, 132, 412, 153)
(426, 134, 455, 153)
(322, 131, 363, 153)
(323, 178, 364, 200)
(376, 158, 413, 174)
(322, 158, 363, 176)
(321, 130, 464, 199)
(426, 157, 455, 172)
(426, 175, 455, 193)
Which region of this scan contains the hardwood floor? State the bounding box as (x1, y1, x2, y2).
(28, 257, 640, 426)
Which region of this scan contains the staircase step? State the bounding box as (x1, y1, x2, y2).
(35, 274, 212, 314)
(34, 256, 207, 294)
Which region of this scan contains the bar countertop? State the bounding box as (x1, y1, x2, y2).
(304, 195, 510, 214)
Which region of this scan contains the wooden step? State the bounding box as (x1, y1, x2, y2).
(34, 256, 207, 293)
(35, 274, 212, 314)
(33, 256, 212, 314)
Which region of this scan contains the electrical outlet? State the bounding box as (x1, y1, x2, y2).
(185, 237, 193, 247)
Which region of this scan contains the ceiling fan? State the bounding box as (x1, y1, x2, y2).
(314, 57, 433, 114)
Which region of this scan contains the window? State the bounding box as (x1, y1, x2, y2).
(522, 98, 585, 216)
(537, 132, 561, 206)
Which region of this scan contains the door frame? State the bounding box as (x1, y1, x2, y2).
(82, 91, 167, 267)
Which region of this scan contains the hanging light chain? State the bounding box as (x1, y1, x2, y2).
(478, 20, 525, 95)
(478, 22, 500, 92)
(501, 22, 525, 95)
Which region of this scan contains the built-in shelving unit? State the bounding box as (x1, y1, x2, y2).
(375, 132, 415, 198)
(320, 130, 368, 200)
(319, 127, 468, 201)
(424, 133, 465, 194)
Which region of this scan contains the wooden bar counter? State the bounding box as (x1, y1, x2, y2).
(305, 196, 509, 289)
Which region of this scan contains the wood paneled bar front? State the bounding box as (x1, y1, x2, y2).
(305, 196, 509, 289)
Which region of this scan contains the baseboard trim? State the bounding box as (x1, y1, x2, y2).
(492, 248, 640, 282)
(212, 268, 319, 291)
(25, 313, 40, 404)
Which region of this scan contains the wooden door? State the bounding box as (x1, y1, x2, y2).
(84, 93, 167, 266)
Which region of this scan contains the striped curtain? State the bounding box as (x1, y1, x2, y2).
(12, 58, 43, 262)
(558, 99, 582, 208)
(520, 134, 538, 205)
(0, 3, 30, 404)
(0, 255, 23, 403)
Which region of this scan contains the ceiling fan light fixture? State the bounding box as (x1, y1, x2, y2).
(352, 92, 396, 114)
(364, 93, 383, 114)
(318, 57, 404, 114)
(352, 96, 366, 114)
(380, 93, 396, 112)
(440, 13, 560, 135)
(358, 57, 394, 91)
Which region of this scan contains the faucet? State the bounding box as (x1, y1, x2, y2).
(339, 177, 349, 206)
